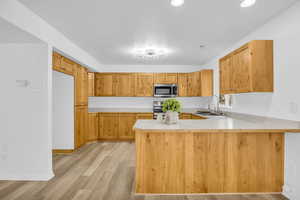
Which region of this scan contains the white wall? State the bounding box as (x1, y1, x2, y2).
(52, 71, 74, 150)
(89, 97, 211, 109)
(0, 0, 103, 72)
(202, 2, 300, 199)
(0, 43, 53, 180)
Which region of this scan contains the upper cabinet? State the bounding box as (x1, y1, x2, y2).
(187, 72, 199, 97)
(178, 73, 188, 97)
(88, 72, 95, 97)
(154, 73, 178, 84)
(75, 65, 88, 106)
(116, 73, 136, 97)
(92, 71, 213, 97)
(219, 40, 273, 94)
(94, 73, 117, 96)
(135, 73, 154, 97)
(219, 56, 233, 94)
(186, 70, 213, 97)
(53, 52, 75, 75)
(199, 70, 213, 97)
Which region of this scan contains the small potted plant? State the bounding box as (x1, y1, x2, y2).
(162, 99, 181, 124)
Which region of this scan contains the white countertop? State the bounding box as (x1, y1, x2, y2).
(134, 113, 300, 133)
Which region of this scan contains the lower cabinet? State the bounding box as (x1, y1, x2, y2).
(180, 113, 192, 119)
(96, 112, 153, 140)
(136, 113, 153, 119)
(191, 114, 206, 120)
(87, 113, 99, 142)
(118, 113, 136, 139)
(88, 112, 204, 142)
(75, 106, 88, 148)
(98, 113, 119, 140)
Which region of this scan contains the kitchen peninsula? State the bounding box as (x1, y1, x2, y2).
(134, 114, 300, 194)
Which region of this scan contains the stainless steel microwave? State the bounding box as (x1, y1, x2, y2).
(154, 84, 178, 98)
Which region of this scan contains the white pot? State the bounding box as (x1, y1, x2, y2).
(165, 111, 179, 125)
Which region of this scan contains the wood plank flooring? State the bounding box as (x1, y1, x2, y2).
(0, 142, 289, 200)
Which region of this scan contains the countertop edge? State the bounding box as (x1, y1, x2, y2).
(133, 128, 300, 133)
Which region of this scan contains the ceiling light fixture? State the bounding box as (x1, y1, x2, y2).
(130, 45, 172, 60)
(240, 0, 256, 8)
(170, 0, 184, 7)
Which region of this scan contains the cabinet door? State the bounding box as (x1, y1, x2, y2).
(116, 73, 136, 97)
(61, 57, 75, 75)
(165, 73, 178, 84)
(200, 70, 213, 96)
(87, 113, 98, 142)
(95, 73, 117, 96)
(52, 52, 62, 71)
(220, 56, 233, 94)
(135, 73, 154, 97)
(232, 47, 252, 93)
(118, 113, 136, 139)
(75, 65, 88, 106)
(187, 72, 200, 96)
(99, 113, 118, 139)
(154, 73, 166, 84)
(178, 73, 188, 97)
(75, 106, 88, 148)
(154, 73, 178, 84)
(136, 113, 153, 119)
(88, 73, 95, 97)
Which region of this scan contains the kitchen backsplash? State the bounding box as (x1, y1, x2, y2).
(89, 97, 211, 109)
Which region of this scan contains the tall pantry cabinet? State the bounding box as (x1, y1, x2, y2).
(52, 52, 89, 150)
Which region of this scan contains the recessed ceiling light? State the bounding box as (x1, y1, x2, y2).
(170, 0, 184, 7)
(240, 0, 256, 8)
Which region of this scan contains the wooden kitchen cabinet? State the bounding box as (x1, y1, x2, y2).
(180, 113, 192, 119)
(118, 113, 136, 139)
(88, 72, 95, 96)
(136, 113, 153, 120)
(87, 113, 98, 142)
(135, 73, 154, 97)
(52, 52, 62, 71)
(178, 73, 188, 97)
(220, 56, 234, 94)
(75, 106, 88, 148)
(154, 73, 178, 84)
(61, 57, 76, 75)
(53, 52, 75, 75)
(199, 70, 213, 96)
(116, 73, 136, 96)
(191, 114, 206, 120)
(219, 40, 273, 94)
(95, 73, 117, 96)
(98, 113, 119, 139)
(75, 65, 88, 106)
(187, 72, 200, 96)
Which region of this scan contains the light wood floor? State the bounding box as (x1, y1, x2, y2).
(0, 142, 288, 200)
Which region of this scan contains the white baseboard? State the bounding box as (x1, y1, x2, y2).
(0, 171, 54, 181)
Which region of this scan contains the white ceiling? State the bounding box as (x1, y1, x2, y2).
(0, 18, 41, 44)
(18, 0, 297, 66)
